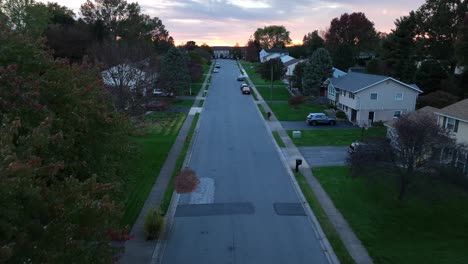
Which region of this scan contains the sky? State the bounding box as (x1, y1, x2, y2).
(39, 0, 426, 46)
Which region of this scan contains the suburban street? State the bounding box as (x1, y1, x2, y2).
(161, 59, 330, 264)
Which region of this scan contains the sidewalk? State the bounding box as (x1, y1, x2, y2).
(120, 63, 213, 264)
(239, 61, 373, 264)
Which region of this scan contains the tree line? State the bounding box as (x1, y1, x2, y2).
(0, 0, 213, 262)
(244, 0, 468, 105)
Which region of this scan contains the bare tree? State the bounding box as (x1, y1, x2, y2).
(95, 40, 156, 117)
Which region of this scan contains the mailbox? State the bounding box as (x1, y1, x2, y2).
(295, 159, 302, 172)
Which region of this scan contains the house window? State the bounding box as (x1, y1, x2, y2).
(328, 85, 335, 96)
(343, 91, 347, 96)
(349, 93, 355, 99)
(370, 93, 378, 100)
(446, 118, 456, 131)
(394, 111, 401, 118)
(395, 92, 403, 100)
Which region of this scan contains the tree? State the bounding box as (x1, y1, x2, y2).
(232, 43, 242, 59)
(381, 13, 419, 82)
(185, 40, 197, 51)
(1, 0, 51, 38)
(302, 48, 333, 95)
(199, 43, 213, 56)
(80, 0, 133, 39)
(45, 21, 93, 62)
(415, 0, 467, 70)
(158, 47, 190, 95)
(414, 59, 449, 93)
(253, 25, 291, 49)
(417, 90, 459, 108)
(303, 30, 324, 56)
(287, 45, 307, 59)
(388, 112, 454, 199)
(257, 58, 286, 82)
(325, 12, 378, 68)
(331, 44, 355, 71)
(292, 61, 307, 88)
(0, 27, 130, 262)
(245, 39, 259, 62)
(455, 14, 468, 66)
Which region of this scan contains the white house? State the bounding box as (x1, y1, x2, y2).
(327, 72, 422, 125)
(284, 59, 303, 77)
(259, 48, 288, 62)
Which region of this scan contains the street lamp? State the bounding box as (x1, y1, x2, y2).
(270, 63, 273, 104)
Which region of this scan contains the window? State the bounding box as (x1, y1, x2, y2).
(370, 93, 378, 100)
(394, 111, 401, 118)
(395, 92, 403, 100)
(446, 118, 455, 131)
(328, 85, 335, 96)
(345, 106, 348, 111)
(349, 93, 355, 99)
(343, 91, 347, 96)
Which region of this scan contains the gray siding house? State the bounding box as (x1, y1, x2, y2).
(327, 73, 422, 126)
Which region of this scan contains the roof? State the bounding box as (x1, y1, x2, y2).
(329, 72, 423, 93)
(332, 67, 347, 78)
(435, 98, 468, 122)
(284, 58, 301, 67)
(280, 55, 295, 63)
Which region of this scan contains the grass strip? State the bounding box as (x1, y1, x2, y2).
(257, 104, 267, 120)
(288, 127, 387, 146)
(272, 131, 286, 148)
(294, 170, 356, 264)
(160, 113, 200, 214)
(268, 103, 326, 121)
(198, 100, 204, 107)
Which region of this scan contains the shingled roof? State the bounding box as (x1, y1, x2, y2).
(329, 72, 422, 93)
(435, 98, 468, 121)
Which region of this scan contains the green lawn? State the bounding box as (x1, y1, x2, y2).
(269, 103, 326, 121)
(121, 112, 186, 227)
(313, 166, 468, 264)
(172, 98, 194, 108)
(187, 83, 203, 96)
(289, 127, 387, 146)
(160, 113, 200, 215)
(256, 85, 291, 101)
(272, 131, 286, 148)
(295, 171, 355, 263)
(240, 60, 284, 86)
(257, 104, 267, 119)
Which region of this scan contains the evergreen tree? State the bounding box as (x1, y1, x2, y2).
(303, 30, 324, 56)
(302, 48, 333, 96)
(258, 58, 286, 81)
(158, 47, 190, 95)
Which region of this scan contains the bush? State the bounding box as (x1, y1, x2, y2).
(144, 208, 164, 240)
(288, 96, 305, 105)
(175, 168, 200, 193)
(373, 121, 385, 127)
(327, 103, 337, 110)
(336, 110, 347, 119)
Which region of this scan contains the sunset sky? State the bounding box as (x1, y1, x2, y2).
(40, 0, 426, 46)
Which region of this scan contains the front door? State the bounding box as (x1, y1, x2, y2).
(351, 109, 357, 122)
(368, 111, 374, 124)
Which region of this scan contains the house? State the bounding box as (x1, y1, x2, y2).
(435, 98, 468, 145)
(259, 48, 288, 63)
(284, 58, 303, 77)
(327, 72, 422, 125)
(212, 46, 231, 58)
(280, 55, 295, 64)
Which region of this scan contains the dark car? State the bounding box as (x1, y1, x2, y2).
(237, 75, 244, 81)
(145, 101, 168, 111)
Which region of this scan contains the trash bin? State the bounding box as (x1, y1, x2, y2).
(292, 131, 301, 138)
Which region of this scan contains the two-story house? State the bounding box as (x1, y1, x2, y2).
(327, 72, 422, 125)
(259, 48, 288, 63)
(435, 98, 468, 145)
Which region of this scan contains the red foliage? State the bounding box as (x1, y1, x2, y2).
(288, 96, 305, 106)
(175, 168, 200, 193)
(107, 228, 134, 242)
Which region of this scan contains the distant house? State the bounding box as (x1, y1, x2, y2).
(212, 46, 231, 58)
(280, 55, 295, 64)
(327, 72, 422, 125)
(259, 48, 288, 63)
(284, 58, 303, 77)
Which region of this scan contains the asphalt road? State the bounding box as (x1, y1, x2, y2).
(161, 59, 330, 264)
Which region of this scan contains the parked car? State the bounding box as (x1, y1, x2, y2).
(242, 87, 251, 94)
(145, 101, 168, 111)
(213, 68, 219, 73)
(306, 113, 336, 126)
(151, 89, 172, 97)
(240, 83, 248, 90)
(215, 63, 220, 69)
(237, 75, 244, 81)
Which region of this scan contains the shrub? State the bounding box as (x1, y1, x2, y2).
(327, 103, 337, 110)
(144, 208, 164, 240)
(336, 110, 347, 119)
(175, 168, 200, 193)
(372, 121, 385, 127)
(288, 96, 305, 105)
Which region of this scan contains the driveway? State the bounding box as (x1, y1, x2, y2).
(161, 59, 330, 264)
(298, 146, 349, 167)
(281, 120, 354, 130)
